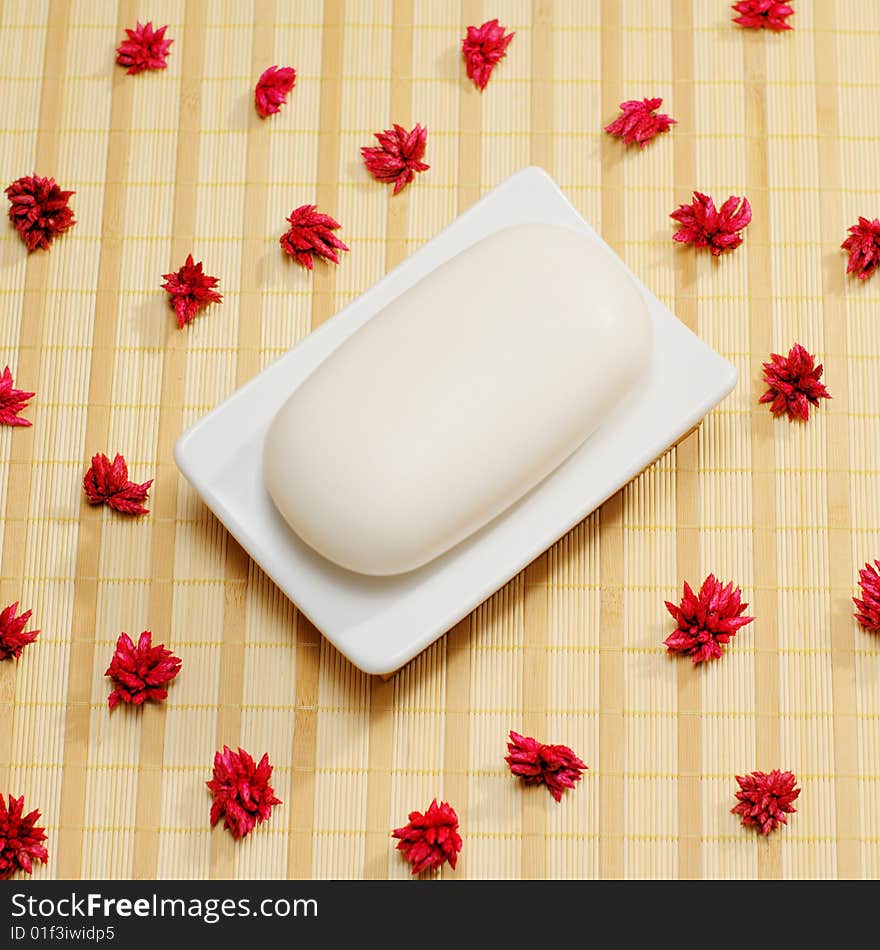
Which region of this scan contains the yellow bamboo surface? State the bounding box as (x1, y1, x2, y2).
(1, 0, 878, 880)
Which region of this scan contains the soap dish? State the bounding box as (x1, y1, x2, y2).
(174, 167, 736, 675)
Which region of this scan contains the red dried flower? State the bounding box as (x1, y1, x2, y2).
(392, 799, 462, 875)
(207, 746, 282, 839)
(105, 631, 181, 710)
(5, 174, 75, 252)
(0, 793, 48, 879)
(759, 343, 830, 422)
(254, 65, 296, 118)
(664, 574, 754, 664)
(115, 21, 173, 74)
(361, 123, 429, 195)
(605, 97, 676, 148)
(732, 1, 794, 30)
(842, 216, 880, 281)
(462, 18, 515, 91)
(161, 254, 222, 328)
(732, 770, 800, 835)
(854, 560, 880, 632)
(0, 603, 39, 661)
(83, 452, 153, 516)
(505, 731, 587, 802)
(671, 191, 752, 255)
(0, 366, 34, 427)
(280, 204, 349, 269)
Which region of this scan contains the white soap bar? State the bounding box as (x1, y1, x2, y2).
(264, 223, 652, 576)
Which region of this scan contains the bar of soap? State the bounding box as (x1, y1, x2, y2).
(264, 223, 652, 576)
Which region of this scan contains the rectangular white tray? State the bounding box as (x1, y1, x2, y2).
(174, 167, 736, 675)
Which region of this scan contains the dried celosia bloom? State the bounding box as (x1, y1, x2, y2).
(732, 770, 800, 835)
(5, 174, 75, 252)
(207, 746, 282, 839)
(664, 574, 755, 664)
(105, 631, 182, 710)
(392, 799, 462, 875)
(505, 731, 587, 802)
(671, 191, 752, 255)
(280, 204, 349, 269)
(604, 97, 676, 148)
(161, 254, 222, 328)
(361, 124, 429, 195)
(83, 452, 153, 516)
(0, 602, 39, 661)
(842, 216, 880, 281)
(732, 1, 794, 30)
(462, 18, 515, 91)
(759, 343, 830, 422)
(0, 366, 34, 427)
(0, 793, 48, 879)
(115, 21, 173, 74)
(255, 65, 296, 118)
(854, 560, 880, 632)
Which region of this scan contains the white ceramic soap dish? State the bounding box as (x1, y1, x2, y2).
(174, 167, 736, 675)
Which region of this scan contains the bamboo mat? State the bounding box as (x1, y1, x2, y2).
(0, 0, 878, 881)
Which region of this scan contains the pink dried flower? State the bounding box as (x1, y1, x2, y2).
(732, 1, 794, 30)
(732, 770, 800, 834)
(842, 216, 880, 281)
(605, 97, 676, 148)
(115, 21, 173, 74)
(854, 560, 880, 632)
(505, 731, 587, 802)
(671, 191, 752, 255)
(280, 204, 349, 269)
(105, 631, 181, 710)
(0, 603, 39, 661)
(207, 746, 282, 839)
(255, 65, 296, 118)
(161, 254, 222, 328)
(664, 574, 754, 664)
(361, 124, 429, 195)
(462, 18, 515, 91)
(0, 366, 34, 427)
(83, 452, 152, 516)
(0, 793, 48, 879)
(5, 174, 75, 252)
(759, 343, 831, 422)
(392, 799, 462, 875)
